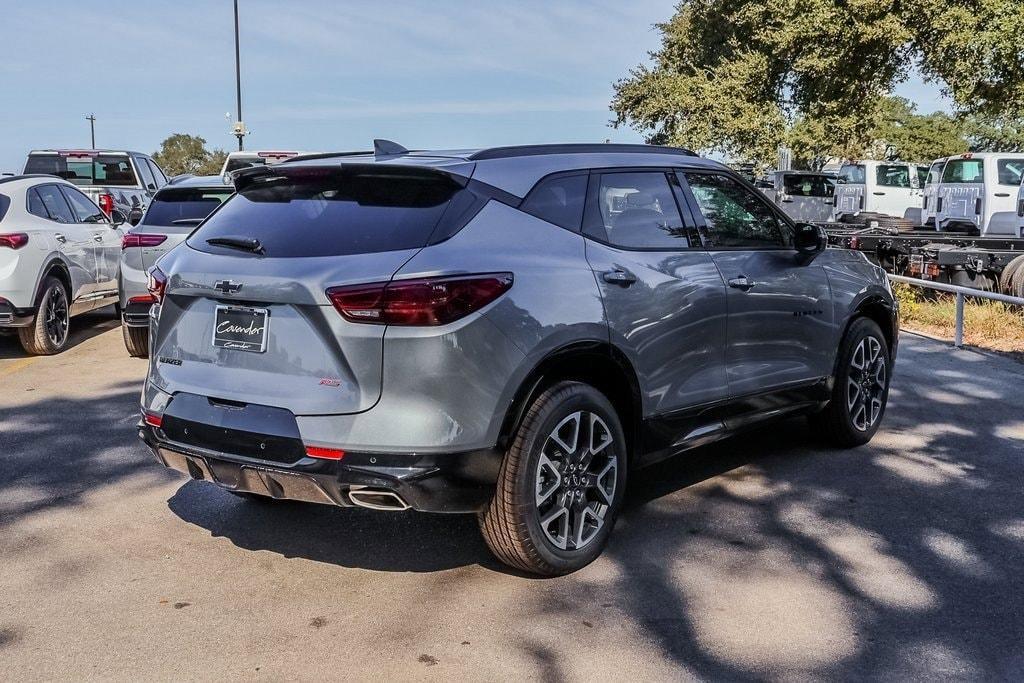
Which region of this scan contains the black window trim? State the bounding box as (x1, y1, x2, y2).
(58, 183, 108, 224)
(134, 154, 157, 192)
(675, 169, 797, 252)
(580, 166, 704, 253)
(26, 183, 77, 224)
(519, 170, 590, 234)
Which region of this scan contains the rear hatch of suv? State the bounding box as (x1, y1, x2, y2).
(150, 163, 478, 416)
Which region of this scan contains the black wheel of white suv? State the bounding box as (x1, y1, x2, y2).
(479, 381, 627, 576)
(809, 317, 891, 447)
(122, 324, 149, 358)
(18, 277, 70, 356)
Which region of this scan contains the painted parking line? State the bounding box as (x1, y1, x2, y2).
(0, 356, 37, 379)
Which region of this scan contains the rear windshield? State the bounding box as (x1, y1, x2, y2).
(142, 187, 234, 227)
(876, 164, 911, 188)
(837, 164, 865, 184)
(782, 174, 834, 197)
(188, 171, 464, 257)
(24, 154, 139, 187)
(997, 159, 1024, 186)
(942, 159, 985, 184)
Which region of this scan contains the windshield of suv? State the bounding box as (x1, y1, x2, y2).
(24, 154, 139, 187)
(997, 159, 1024, 186)
(188, 170, 464, 257)
(142, 187, 233, 227)
(782, 174, 834, 197)
(836, 164, 865, 184)
(942, 159, 985, 184)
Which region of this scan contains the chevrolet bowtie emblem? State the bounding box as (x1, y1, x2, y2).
(214, 280, 243, 294)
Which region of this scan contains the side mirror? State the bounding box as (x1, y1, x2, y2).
(128, 208, 144, 226)
(110, 209, 128, 227)
(794, 223, 827, 264)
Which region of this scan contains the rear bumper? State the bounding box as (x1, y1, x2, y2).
(0, 301, 36, 328)
(139, 422, 502, 513)
(122, 300, 153, 327)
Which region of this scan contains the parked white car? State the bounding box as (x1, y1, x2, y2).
(0, 175, 125, 354)
(934, 153, 1024, 234)
(920, 158, 946, 228)
(833, 160, 925, 224)
(761, 171, 836, 223)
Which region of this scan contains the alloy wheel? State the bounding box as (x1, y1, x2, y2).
(847, 336, 886, 432)
(44, 286, 69, 348)
(534, 410, 618, 551)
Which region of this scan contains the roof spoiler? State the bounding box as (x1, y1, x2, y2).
(231, 161, 469, 193)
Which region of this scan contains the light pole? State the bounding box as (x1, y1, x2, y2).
(233, 0, 245, 151)
(86, 113, 96, 149)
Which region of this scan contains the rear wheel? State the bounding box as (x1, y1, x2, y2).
(122, 324, 149, 358)
(809, 318, 891, 448)
(1000, 255, 1024, 297)
(479, 382, 627, 576)
(18, 277, 70, 355)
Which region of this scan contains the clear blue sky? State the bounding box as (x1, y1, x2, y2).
(0, 0, 950, 172)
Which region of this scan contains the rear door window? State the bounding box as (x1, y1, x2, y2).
(143, 187, 233, 226)
(876, 165, 911, 188)
(520, 173, 587, 230)
(27, 188, 48, 219)
(189, 169, 469, 257)
(147, 159, 168, 187)
(135, 157, 157, 190)
(60, 186, 107, 223)
(683, 172, 788, 249)
(942, 159, 985, 184)
(583, 171, 690, 249)
(927, 161, 944, 184)
(996, 159, 1024, 186)
(34, 184, 76, 223)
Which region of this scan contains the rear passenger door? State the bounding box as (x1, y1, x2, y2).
(31, 184, 96, 300)
(581, 169, 731, 427)
(60, 185, 121, 295)
(678, 171, 834, 396)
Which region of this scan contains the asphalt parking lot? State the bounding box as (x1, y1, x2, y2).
(2, 309, 1024, 680)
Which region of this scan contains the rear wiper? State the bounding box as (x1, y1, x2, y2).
(172, 218, 205, 225)
(205, 235, 265, 254)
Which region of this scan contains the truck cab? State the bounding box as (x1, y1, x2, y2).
(765, 170, 836, 223)
(935, 153, 1024, 235)
(833, 160, 924, 223)
(220, 151, 310, 180)
(921, 159, 945, 228)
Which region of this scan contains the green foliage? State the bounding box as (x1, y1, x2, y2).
(612, 0, 1024, 166)
(152, 134, 227, 177)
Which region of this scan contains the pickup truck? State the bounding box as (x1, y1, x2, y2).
(23, 150, 170, 225)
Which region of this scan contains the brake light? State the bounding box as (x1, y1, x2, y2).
(122, 233, 167, 249)
(305, 445, 345, 460)
(142, 410, 163, 428)
(98, 193, 114, 217)
(0, 233, 29, 249)
(327, 273, 513, 326)
(147, 266, 168, 303)
(128, 294, 157, 305)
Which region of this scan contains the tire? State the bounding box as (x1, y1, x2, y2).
(122, 324, 149, 358)
(479, 381, 627, 576)
(808, 318, 891, 448)
(1001, 255, 1024, 297)
(18, 277, 70, 355)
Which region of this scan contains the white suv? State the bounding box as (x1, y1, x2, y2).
(0, 175, 125, 354)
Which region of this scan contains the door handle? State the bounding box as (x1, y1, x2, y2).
(995, 193, 1011, 197)
(872, 191, 886, 195)
(602, 269, 637, 286)
(55, 233, 67, 243)
(781, 199, 794, 203)
(93, 234, 104, 242)
(728, 276, 755, 291)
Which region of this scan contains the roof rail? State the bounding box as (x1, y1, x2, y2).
(468, 143, 697, 161)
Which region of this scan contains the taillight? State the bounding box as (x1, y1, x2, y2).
(147, 266, 168, 303)
(327, 273, 513, 326)
(305, 445, 345, 460)
(142, 410, 163, 428)
(0, 233, 29, 249)
(122, 233, 168, 249)
(98, 193, 114, 217)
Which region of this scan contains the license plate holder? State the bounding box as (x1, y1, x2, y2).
(213, 305, 269, 353)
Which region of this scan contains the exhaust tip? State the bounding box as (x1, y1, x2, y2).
(348, 487, 410, 511)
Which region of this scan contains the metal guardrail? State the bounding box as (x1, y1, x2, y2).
(888, 274, 1024, 347)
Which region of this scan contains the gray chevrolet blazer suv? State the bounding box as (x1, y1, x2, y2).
(140, 141, 897, 575)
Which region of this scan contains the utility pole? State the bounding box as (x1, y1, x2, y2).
(232, 0, 245, 151)
(86, 113, 96, 149)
